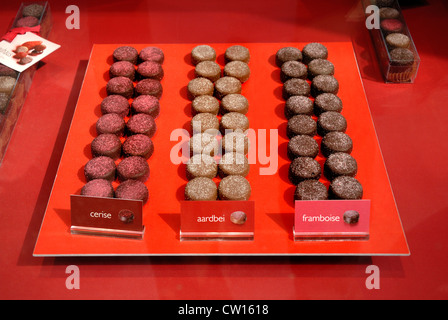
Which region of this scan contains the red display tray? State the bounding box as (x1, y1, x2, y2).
(33, 42, 409, 256)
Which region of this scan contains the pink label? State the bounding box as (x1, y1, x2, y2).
(180, 201, 254, 239)
(70, 195, 143, 233)
(294, 200, 371, 239)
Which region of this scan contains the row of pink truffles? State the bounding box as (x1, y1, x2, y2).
(80, 46, 164, 205)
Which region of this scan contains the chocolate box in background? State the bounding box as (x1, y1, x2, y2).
(0, 2, 52, 166)
(362, 0, 420, 83)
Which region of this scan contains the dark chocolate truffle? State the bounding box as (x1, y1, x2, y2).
(308, 59, 335, 79)
(189, 132, 219, 156)
(283, 78, 311, 99)
(84, 156, 116, 182)
(376, 0, 395, 7)
(379, 7, 400, 19)
(122, 134, 154, 159)
(287, 135, 319, 160)
(225, 45, 250, 63)
(186, 154, 218, 180)
(187, 77, 214, 99)
(317, 111, 347, 136)
(276, 47, 302, 66)
(280, 61, 307, 82)
(91, 133, 122, 160)
(284, 96, 314, 118)
(343, 210, 360, 224)
(131, 95, 160, 118)
(288, 157, 321, 185)
(117, 156, 150, 182)
(286, 115, 317, 138)
(115, 179, 149, 204)
(321, 132, 353, 157)
(324, 152, 358, 180)
(329, 176, 363, 200)
(220, 112, 249, 133)
(314, 93, 343, 115)
(106, 76, 134, 99)
(137, 61, 164, 80)
(302, 43, 328, 64)
(113, 46, 138, 64)
(22, 3, 44, 18)
(214, 76, 242, 99)
(191, 95, 220, 115)
(109, 61, 135, 80)
(191, 45, 216, 65)
(101, 95, 130, 118)
(185, 177, 218, 201)
(221, 93, 249, 114)
(294, 180, 328, 201)
(191, 112, 220, 134)
(135, 79, 163, 98)
(218, 152, 250, 177)
(81, 179, 114, 198)
(139, 46, 164, 64)
(96, 113, 126, 136)
(218, 175, 251, 200)
(389, 48, 414, 66)
(195, 61, 221, 82)
(126, 113, 157, 137)
(311, 75, 339, 97)
(222, 131, 249, 154)
(223, 61, 251, 83)
(386, 33, 410, 49)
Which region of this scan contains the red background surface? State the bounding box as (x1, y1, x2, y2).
(0, 0, 447, 299)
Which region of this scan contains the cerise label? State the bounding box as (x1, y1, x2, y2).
(294, 199, 371, 240)
(180, 201, 254, 240)
(70, 195, 144, 236)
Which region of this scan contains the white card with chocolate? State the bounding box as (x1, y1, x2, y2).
(0, 32, 60, 73)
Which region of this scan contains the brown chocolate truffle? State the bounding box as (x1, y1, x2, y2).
(109, 61, 135, 80)
(218, 175, 251, 200)
(91, 133, 122, 160)
(191, 95, 220, 115)
(222, 131, 249, 154)
(22, 3, 44, 18)
(214, 76, 242, 99)
(317, 111, 347, 136)
(283, 78, 311, 99)
(220, 112, 249, 133)
(386, 33, 410, 49)
(106, 76, 134, 99)
(101, 95, 130, 118)
(302, 43, 328, 64)
(225, 45, 250, 63)
(218, 152, 250, 177)
(185, 177, 217, 201)
(81, 179, 114, 198)
(221, 93, 249, 114)
(311, 75, 339, 97)
(280, 61, 307, 82)
(191, 112, 220, 134)
(113, 46, 138, 64)
(287, 135, 319, 160)
(186, 154, 218, 180)
(321, 132, 353, 157)
(126, 113, 157, 137)
(131, 95, 160, 118)
(294, 180, 328, 201)
(84, 156, 116, 182)
(276, 47, 302, 66)
(115, 179, 149, 204)
(135, 79, 163, 98)
(187, 77, 214, 99)
(379, 7, 400, 19)
(288, 157, 322, 185)
(389, 48, 414, 66)
(189, 132, 219, 156)
(223, 61, 251, 83)
(122, 134, 154, 159)
(313, 93, 343, 115)
(195, 61, 221, 82)
(324, 152, 358, 180)
(329, 176, 363, 200)
(286, 115, 317, 138)
(191, 45, 216, 65)
(96, 113, 126, 136)
(308, 59, 335, 79)
(284, 96, 314, 118)
(343, 210, 360, 224)
(117, 156, 150, 182)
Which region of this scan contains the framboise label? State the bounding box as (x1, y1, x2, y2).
(0, 32, 60, 72)
(70, 195, 144, 239)
(180, 201, 255, 240)
(294, 200, 371, 240)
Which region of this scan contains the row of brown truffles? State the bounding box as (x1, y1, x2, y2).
(81, 46, 164, 204)
(185, 45, 252, 201)
(276, 43, 363, 201)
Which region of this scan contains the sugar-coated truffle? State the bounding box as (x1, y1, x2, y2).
(321, 132, 353, 157)
(115, 179, 149, 204)
(287, 135, 319, 160)
(294, 180, 328, 201)
(329, 176, 363, 200)
(15, 16, 39, 28)
(302, 43, 328, 64)
(139, 46, 164, 64)
(189, 132, 219, 156)
(223, 61, 251, 83)
(195, 61, 221, 82)
(311, 75, 339, 97)
(308, 59, 335, 79)
(109, 61, 135, 80)
(186, 154, 218, 180)
(218, 175, 251, 200)
(380, 19, 404, 34)
(225, 45, 250, 63)
(288, 157, 321, 185)
(101, 95, 130, 118)
(221, 93, 249, 114)
(389, 48, 414, 66)
(317, 111, 347, 136)
(286, 114, 317, 138)
(122, 134, 154, 159)
(0, 65, 18, 78)
(191, 45, 216, 65)
(137, 61, 164, 80)
(91, 133, 122, 160)
(22, 4, 44, 18)
(0, 76, 16, 95)
(0, 93, 10, 114)
(135, 79, 163, 98)
(191, 95, 220, 115)
(280, 61, 307, 82)
(386, 33, 410, 49)
(117, 156, 150, 182)
(222, 131, 249, 154)
(106, 76, 134, 99)
(81, 179, 114, 198)
(218, 152, 249, 177)
(84, 156, 116, 182)
(324, 152, 358, 180)
(126, 113, 157, 137)
(131, 95, 160, 118)
(283, 78, 310, 99)
(113, 46, 138, 64)
(214, 76, 242, 99)
(185, 177, 217, 201)
(96, 113, 126, 136)
(220, 112, 249, 133)
(191, 112, 220, 134)
(276, 47, 302, 66)
(314, 93, 343, 115)
(379, 7, 400, 19)
(285, 95, 314, 118)
(187, 77, 214, 99)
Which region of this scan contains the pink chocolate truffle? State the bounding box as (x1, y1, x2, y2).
(135, 79, 163, 98)
(113, 46, 138, 64)
(122, 134, 154, 159)
(139, 46, 164, 64)
(106, 76, 134, 99)
(117, 156, 150, 182)
(137, 61, 164, 80)
(96, 113, 126, 136)
(131, 95, 160, 118)
(115, 179, 149, 204)
(126, 113, 157, 137)
(101, 95, 130, 118)
(91, 133, 122, 160)
(84, 156, 117, 182)
(81, 179, 114, 198)
(109, 61, 135, 80)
